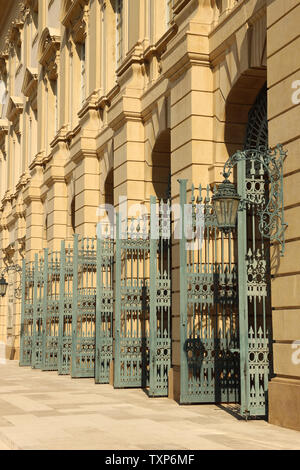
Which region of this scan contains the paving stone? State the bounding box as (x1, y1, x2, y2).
(0, 361, 299, 450)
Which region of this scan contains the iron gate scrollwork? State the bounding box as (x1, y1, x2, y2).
(20, 259, 34, 366)
(95, 229, 114, 384)
(114, 198, 172, 395)
(179, 180, 240, 404)
(32, 253, 45, 369)
(71, 236, 97, 378)
(236, 145, 286, 417)
(114, 212, 150, 388)
(149, 197, 172, 397)
(42, 249, 61, 371)
(58, 240, 74, 375)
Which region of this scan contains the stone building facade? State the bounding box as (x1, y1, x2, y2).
(0, 0, 299, 431)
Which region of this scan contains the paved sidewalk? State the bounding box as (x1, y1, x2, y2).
(0, 361, 299, 450)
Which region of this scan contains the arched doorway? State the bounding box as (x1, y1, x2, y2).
(244, 83, 268, 150)
(104, 169, 114, 207)
(179, 82, 277, 417)
(151, 129, 171, 200)
(239, 82, 274, 417)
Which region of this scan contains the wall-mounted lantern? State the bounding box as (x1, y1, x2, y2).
(212, 178, 241, 234)
(0, 265, 22, 298)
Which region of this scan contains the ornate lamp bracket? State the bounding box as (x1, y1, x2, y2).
(0, 264, 22, 298)
(222, 145, 287, 256)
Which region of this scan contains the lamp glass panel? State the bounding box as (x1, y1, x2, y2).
(214, 200, 223, 226)
(229, 199, 240, 226)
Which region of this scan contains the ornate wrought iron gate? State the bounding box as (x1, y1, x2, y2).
(58, 240, 73, 375)
(71, 236, 96, 378)
(114, 212, 150, 388)
(20, 259, 34, 366)
(114, 198, 172, 395)
(236, 147, 286, 417)
(95, 232, 114, 384)
(32, 254, 44, 369)
(179, 180, 239, 404)
(179, 144, 285, 416)
(149, 197, 172, 397)
(42, 249, 61, 371)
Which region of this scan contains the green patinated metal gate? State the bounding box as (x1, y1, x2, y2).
(149, 198, 172, 396)
(114, 197, 171, 395)
(20, 259, 35, 366)
(31, 254, 45, 369)
(42, 249, 61, 371)
(114, 212, 150, 388)
(236, 146, 286, 417)
(71, 235, 97, 378)
(58, 240, 73, 375)
(179, 181, 240, 404)
(179, 84, 286, 417)
(95, 230, 114, 384)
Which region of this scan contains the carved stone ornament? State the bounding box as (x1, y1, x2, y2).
(6, 97, 23, 123)
(62, 0, 89, 43)
(39, 28, 61, 80)
(0, 52, 8, 78)
(24, 0, 38, 12)
(8, 19, 24, 48)
(73, 17, 87, 43)
(0, 119, 9, 141)
(22, 67, 38, 98)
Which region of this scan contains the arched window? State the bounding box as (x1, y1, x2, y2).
(71, 196, 76, 233)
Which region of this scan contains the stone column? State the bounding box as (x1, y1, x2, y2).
(23, 156, 44, 260)
(107, 92, 145, 212)
(267, 0, 300, 432)
(162, 19, 214, 401)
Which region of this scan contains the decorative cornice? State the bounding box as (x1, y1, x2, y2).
(172, 0, 192, 15)
(2, 190, 12, 206)
(21, 67, 38, 98)
(116, 43, 145, 79)
(29, 151, 44, 172)
(50, 124, 70, 148)
(78, 90, 101, 119)
(154, 23, 178, 56)
(0, 119, 9, 139)
(65, 124, 81, 147)
(8, 19, 24, 49)
(0, 52, 8, 78)
(16, 172, 30, 195)
(39, 27, 61, 80)
(105, 84, 120, 106)
(161, 26, 210, 81)
(24, 0, 38, 12)
(107, 95, 142, 132)
(62, 0, 89, 43)
(43, 166, 66, 189)
(17, 235, 26, 257)
(71, 146, 98, 165)
(6, 96, 23, 123)
(72, 16, 87, 44)
(2, 243, 15, 260)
